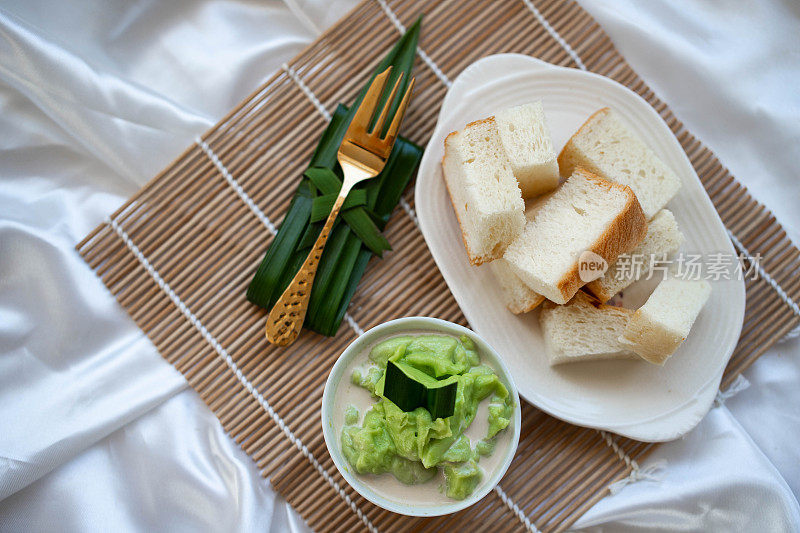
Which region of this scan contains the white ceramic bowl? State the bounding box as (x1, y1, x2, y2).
(321, 317, 521, 516)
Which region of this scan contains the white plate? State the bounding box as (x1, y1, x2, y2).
(414, 54, 745, 442)
(321, 317, 521, 516)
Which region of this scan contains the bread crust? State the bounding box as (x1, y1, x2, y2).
(465, 117, 497, 130)
(586, 209, 683, 302)
(583, 281, 615, 303)
(507, 294, 545, 314)
(556, 107, 611, 177)
(544, 290, 629, 315)
(553, 168, 647, 303)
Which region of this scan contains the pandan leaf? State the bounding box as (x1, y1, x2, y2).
(310, 191, 367, 223)
(245, 181, 312, 306)
(383, 360, 458, 419)
(303, 168, 390, 256)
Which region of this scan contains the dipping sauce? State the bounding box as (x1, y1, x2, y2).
(340, 334, 515, 499)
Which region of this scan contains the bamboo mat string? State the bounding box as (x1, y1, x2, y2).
(282, 63, 333, 120)
(495, 482, 537, 529)
(494, 485, 542, 533)
(373, 0, 453, 87)
(344, 314, 367, 336)
(727, 229, 800, 321)
(779, 325, 800, 343)
(520, 0, 586, 70)
(398, 197, 419, 226)
(598, 431, 638, 471)
(595, 430, 663, 495)
(607, 460, 666, 495)
(195, 137, 279, 235)
(713, 374, 750, 408)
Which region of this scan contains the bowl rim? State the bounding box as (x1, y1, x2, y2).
(321, 316, 522, 517)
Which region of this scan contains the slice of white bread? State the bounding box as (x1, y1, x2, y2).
(618, 277, 711, 365)
(503, 168, 647, 304)
(443, 118, 526, 265)
(494, 102, 559, 198)
(490, 259, 545, 314)
(558, 108, 681, 219)
(585, 209, 684, 302)
(540, 292, 636, 366)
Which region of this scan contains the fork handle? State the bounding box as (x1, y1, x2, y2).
(265, 191, 349, 346)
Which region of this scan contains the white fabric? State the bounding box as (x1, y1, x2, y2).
(0, 0, 798, 532)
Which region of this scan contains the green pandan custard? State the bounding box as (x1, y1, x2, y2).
(341, 334, 515, 500)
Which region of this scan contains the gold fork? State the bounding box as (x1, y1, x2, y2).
(265, 67, 415, 346)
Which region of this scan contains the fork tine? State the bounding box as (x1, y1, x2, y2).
(382, 76, 415, 143)
(372, 73, 403, 136)
(350, 67, 392, 136)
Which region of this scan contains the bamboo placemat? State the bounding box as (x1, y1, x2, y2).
(76, 0, 800, 531)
